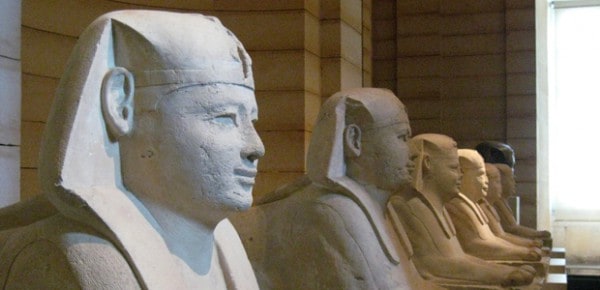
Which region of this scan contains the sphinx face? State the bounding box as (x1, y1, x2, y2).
(496, 163, 516, 198)
(357, 104, 412, 192)
(461, 166, 489, 201)
(121, 84, 264, 222)
(430, 151, 462, 201)
(361, 121, 412, 192)
(485, 164, 503, 201)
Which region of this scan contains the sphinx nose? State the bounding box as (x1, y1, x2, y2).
(406, 159, 415, 170)
(241, 126, 265, 163)
(244, 146, 264, 162)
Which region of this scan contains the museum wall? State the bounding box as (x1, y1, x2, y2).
(0, 0, 21, 207)
(373, 0, 537, 227)
(18, 0, 537, 227)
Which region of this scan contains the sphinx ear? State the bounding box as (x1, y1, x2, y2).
(422, 154, 432, 172)
(101, 67, 135, 139)
(344, 124, 362, 157)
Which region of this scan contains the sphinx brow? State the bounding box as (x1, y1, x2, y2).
(362, 121, 410, 132)
(164, 82, 253, 95)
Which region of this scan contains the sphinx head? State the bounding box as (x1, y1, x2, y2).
(475, 141, 516, 169)
(40, 11, 264, 226)
(307, 88, 412, 193)
(484, 163, 503, 202)
(496, 163, 517, 199)
(409, 134, 461, 202)
(458, 149, 489, 202)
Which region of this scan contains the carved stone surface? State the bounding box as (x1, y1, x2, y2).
(390, 134, 535, 288)
(495, 163, 552, 241)
(233, 88, 440, 289)
(0, 10, 261, 289)
(481, 163, 544, 248)
(446, 149, 542, 262)
(476, 141, 551, 243)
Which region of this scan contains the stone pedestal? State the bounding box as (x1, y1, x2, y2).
(551, 247, 566, 259)
(549, 259, 566, 274)
(544, 273, 567, 290)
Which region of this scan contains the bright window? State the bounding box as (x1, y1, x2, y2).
(550, 1, 600, 220)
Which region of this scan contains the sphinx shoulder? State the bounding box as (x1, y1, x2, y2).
(0, 214, 140, 290)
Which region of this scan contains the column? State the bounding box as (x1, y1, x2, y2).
(0, 0, 21, 206)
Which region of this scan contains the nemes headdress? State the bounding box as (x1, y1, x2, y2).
(408, 133, 457, 193)
(37, 11, 254, 289)
(41, 10, 255, 199)
(307, 87, 408, 186)
(407, 133, 458, 238)
(306, 88, 409, 265)
(111, 11, 253, 89)
(458, 149, 485, 170)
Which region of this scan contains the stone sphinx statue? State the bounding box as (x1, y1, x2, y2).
(480, 163, 544, 248)
(389, 134, 535, 288)
(445, 149, 541, 262)
(476, 142, 551, 242)
(232, 88, 439, 289)
(497, 163, 552, 241)
(0, 11, 261, 289)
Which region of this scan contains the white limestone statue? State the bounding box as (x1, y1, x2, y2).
(232, 88, 440, 290)
(389, 134, 536, 288)
(0, 10, 262, 289)
(480, 163, 544, 249)
(446, 149, 542, 261)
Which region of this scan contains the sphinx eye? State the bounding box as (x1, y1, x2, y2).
(397, 129, 410, 141)
(212, 113, 237, 127)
